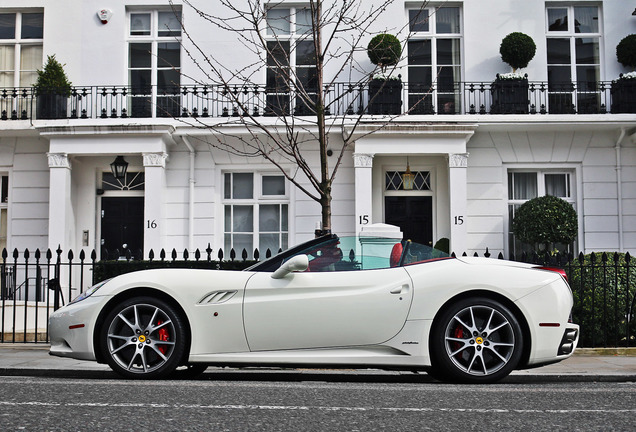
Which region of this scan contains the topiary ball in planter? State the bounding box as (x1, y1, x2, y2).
(512, 195, 577, 251)
(500, 32, 536, 72)
(616, 34, 636, 69)
(367, 33, 402, 71)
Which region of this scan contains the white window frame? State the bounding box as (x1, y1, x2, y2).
(505, 166, 582, 258)
(0, 10, 43, 89)
(221, 170, 290, 259)
(264, 5, 316, 114)
(405, 5, 463, 114)
(545, 4, 603, 112)
(126, 8, 182, 117)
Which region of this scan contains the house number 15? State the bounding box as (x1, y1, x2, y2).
(454, 216, 464, 225)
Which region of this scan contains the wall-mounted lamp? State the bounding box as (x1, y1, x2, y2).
(633, 8, 636, 16)
(110, 156, 128, 180)
(403, 157, 415, 190)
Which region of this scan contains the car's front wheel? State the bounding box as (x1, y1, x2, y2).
(99, 296, 187, 379)
(430, 297, 523, 384)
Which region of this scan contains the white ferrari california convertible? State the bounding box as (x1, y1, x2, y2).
(49, 234, 579, 383)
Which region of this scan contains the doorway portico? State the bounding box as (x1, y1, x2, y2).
(352, 123, 476, 253)
(40, 125, 174, 257)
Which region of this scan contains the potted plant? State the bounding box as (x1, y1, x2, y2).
(34, 55, 72, 119)
(611, 34, 636, 113)
(367, 33, 402, 114)
(491, 32, 536, 114)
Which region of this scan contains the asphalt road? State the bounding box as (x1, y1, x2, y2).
(0, 374, 634, 431)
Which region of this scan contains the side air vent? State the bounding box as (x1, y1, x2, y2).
(198, 290, 238, 305)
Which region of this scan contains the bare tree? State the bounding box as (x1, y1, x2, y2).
(171, 0, 429, 234)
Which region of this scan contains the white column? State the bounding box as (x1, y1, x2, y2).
(448, 153, 469, 255)
(47, 153, 74, 253)
(143, 152, 168, 258)
(353, 153, 374, 234)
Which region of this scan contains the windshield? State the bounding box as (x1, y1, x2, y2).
(246, 235, 450, 272)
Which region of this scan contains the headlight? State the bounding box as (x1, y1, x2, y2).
(69, 279, 111, 304)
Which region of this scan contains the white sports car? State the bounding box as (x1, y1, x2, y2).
(49, 234, 579, 383)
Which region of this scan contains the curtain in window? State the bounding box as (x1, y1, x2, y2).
(574, 7, 598, 33)
(545, 174, 568, 197)
(436, 7, 460, 33)
(0, 45, 14, 87)
(158, 12, 181, 37)
(508, 172, 537, 200)
(19, 44, 41, 86)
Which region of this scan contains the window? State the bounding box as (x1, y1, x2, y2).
(507, 170, 575, 257)
(546, 5, 601, 113)
(101, 172, 145, 191)
(128, 9, 181, 117)
(265, 6, 317, 115)
(385, 170, 431, 191)
(223, 172, 288, 259)
(407, 6, 462, 114)
(0, 12, 42, 88)
(0, 175, 8, 252)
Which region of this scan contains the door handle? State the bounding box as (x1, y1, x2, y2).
(390, 284, 409, 294)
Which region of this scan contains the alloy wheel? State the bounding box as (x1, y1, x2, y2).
(106, 302, 179, 375)
(443, 304, 516, 376)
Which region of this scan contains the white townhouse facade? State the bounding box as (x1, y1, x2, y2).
(0, 0, 634, 261)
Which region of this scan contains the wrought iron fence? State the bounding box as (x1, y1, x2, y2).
(2, 79, 633, 121)
(1, 246, 634, 348)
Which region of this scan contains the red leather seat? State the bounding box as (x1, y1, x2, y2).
(390, 243, 403, 267)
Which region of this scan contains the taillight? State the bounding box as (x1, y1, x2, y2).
(536, 266, 568, 282)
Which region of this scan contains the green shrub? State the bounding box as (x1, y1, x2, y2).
(33, 55, 72, 97)
(93, 259, 257, 283)
(616, 34, 636, 69)
(567, 253, 636, 347)
(512, 195, 577, 251)
(367, 34, 402, 71)
(500, 32, 536, 72)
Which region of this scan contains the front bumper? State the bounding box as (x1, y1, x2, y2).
(49, 295, 110, 361)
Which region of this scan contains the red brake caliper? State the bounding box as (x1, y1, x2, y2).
(156, 320, 169, 355)
(452, 325, 464, 358)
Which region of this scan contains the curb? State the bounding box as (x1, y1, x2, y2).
(0, 368, 634, 384)
(574, 347, 636, 356)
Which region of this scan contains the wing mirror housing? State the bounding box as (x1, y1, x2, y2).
(271, 254, 309, 279)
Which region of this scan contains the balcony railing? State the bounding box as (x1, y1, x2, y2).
(2, 80, 634, 121)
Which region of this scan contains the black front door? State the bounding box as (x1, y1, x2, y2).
(385, 196, 433, 245)
(101, 197, 144, 257)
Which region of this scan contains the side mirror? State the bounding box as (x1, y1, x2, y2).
(271, 254, 309, 279)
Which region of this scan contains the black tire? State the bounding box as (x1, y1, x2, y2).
(99, 296, 187, 379)
(430, 297, 523, 384)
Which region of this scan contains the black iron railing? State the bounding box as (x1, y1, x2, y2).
(1, 246, 634, 347)
(2, 79, 634, 121)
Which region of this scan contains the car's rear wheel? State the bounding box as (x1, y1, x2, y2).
(430, 297, 523, 384)
(99, 296, 187, 379)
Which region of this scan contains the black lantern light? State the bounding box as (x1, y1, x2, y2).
(110, 156, 128, 180)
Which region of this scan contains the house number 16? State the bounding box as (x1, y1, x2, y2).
(147, 220, 157, 229)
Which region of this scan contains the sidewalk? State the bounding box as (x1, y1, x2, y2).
(0, 344, 634, 381)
